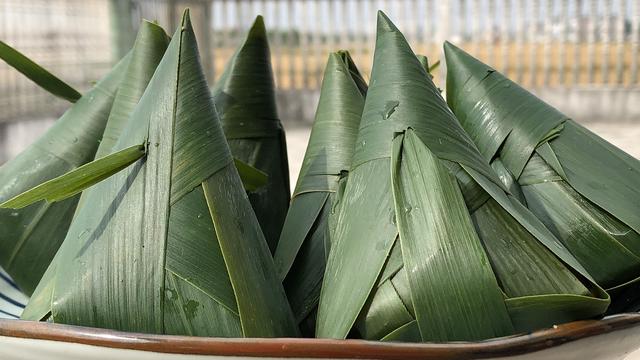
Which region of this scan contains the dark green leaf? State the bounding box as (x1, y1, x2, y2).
(392, 129, 513, 341)
(212, 16, 289, 253)
(274, 51, 366, 329)
(233, 158, 268, 192)
(317, 11, 504, 340)
(444, 41, 640, 303)
(380, 321, 420, 342)
(320, 13, 609, 342)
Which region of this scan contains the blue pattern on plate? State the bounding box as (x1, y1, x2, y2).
(0, 268, 28, 319)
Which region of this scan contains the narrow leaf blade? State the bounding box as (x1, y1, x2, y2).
(0, 40, 81, 102)
(203, 165, 299, 337)
(234, 158, 268, 191)
(392, 130, 513, 341)
(0, 144, 146, 209)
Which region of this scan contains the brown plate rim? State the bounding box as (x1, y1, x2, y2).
(1, 314, 639, 359)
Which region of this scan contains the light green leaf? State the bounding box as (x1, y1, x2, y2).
(0, 40, 81, 102)
(392, 129, 513, 341)
(428, 60, 441, 74)
(317, 158, 397, 339)
(0, 144, 146, 209)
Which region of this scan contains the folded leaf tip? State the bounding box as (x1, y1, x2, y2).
(443, 41, 492, 73)
(181, 8, 192, 29)
(376, 10, 398, 34)
(249, 15, 267, 38)
(443, 40, 456, 51)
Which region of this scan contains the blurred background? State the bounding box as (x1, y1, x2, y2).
(0, 0, 639, 185)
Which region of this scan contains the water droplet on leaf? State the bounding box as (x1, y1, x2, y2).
(383, 100, 400, 119)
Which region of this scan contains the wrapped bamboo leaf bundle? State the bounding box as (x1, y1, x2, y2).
(316, 12, 608, 342)
(4, 19, 166, 318)
(5, 11, 297, 337)
(212, 16, 290, 253)
(444, 42, 640, 311)
(0, 44, 128, 295)
(274, 50, 367, 335)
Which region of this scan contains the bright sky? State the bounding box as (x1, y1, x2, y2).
(209, 0, 634, 36)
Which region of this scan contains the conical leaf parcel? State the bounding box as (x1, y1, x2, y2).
(0, 53, 128, 295)
(445, 42, 640, 306)
(317, 12, 607, 342)
(20, 11, 297, 337)
(212, 16, 290, 253)
(274, 51, 366, 333)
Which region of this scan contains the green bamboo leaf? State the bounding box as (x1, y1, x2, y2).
(281, 196, 331, 328)
(444, 42, 565, 176)
(356, 269, 415, 340)
(21, 20, 170, 318)
(428, 60, 441, 74)
(317, 11, 503, 340)
(444, 41, 640, 307)
(0, 40, 81, 102)
(416, 55, 429, 71)
(212, 15, 290, 253)
(416, 55, 439, 76)
(233, 158, 268, 192)
(355, 157, 609, 341)
(319, 12, 608, 342)
(391, 129, 513, 341)
(22, 10, 297, 337)
(273, 51, 366, 331)
(380, 320, 420, 342)
(519, 154, 640, 289)
(0, 54, 128, 295)
(94, 21, 170, 159)
(491, 159, 527, 204)
(0, 144, 146, 209)
(276, 192, 328, 281)
(0, 152, 265, 213)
